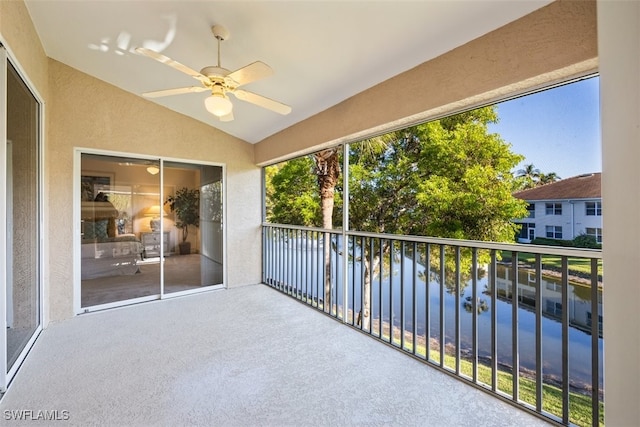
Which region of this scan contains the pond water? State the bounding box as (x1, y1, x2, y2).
(267, 235, 603, 392)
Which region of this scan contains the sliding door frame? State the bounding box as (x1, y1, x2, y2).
(0, 44, 46, 392)
(74, 149, 227, 314)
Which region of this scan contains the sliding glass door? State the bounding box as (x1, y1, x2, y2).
(78, 153, 224, 311)
(79, 154, 162, 308)
(2, 50, 43, 390)
(163, 161, 224, 294)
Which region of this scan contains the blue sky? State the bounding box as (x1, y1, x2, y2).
(487, 76, 601, 180)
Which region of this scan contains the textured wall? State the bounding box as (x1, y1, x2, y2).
(0, 0, 50, 324)
(0, 0, 49, 94)
(47, 60, 261, 321)
(255, 0, 598, 165)
(598, 1, 640, 425)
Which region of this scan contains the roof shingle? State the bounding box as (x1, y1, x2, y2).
(513, 173, 601, 200)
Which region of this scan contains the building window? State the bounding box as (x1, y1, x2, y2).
(518, 222, 536, 240)
(545, 202, 562, 215)
(546, 225, 563, 239)
(586, 201, 602, 216)
(586, 227, 603, 243)
(546, 300, 563, 316)
(527, 203, 535, 218)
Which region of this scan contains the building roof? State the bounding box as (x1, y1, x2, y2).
(513, 173, 601, 201)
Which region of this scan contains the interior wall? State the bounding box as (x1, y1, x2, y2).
(254, 0, 598, 165)
(48, 59, 261, 321)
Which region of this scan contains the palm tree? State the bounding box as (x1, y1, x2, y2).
(539, 172, 561, 185)
(313, 148, 340, 312)
(516, 164, 541, 189)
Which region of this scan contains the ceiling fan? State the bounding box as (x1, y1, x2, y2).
(135, 25, 291, 122)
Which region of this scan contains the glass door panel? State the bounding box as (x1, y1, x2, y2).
(6, 61, 41, 370)
(80, 154, 161, 308)
(163, 162, 223, 294)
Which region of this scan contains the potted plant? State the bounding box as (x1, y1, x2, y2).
(165, 187, 199, 254)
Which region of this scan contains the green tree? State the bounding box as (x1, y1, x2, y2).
(515, 163, 541, 189)
(266, 106, 528, 326)
(266, 157, 321, 226)
(349, 107, 527, 326)
(539, 171, 561, 185)
(514, 164, 561, 189)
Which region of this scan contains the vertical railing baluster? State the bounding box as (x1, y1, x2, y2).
(471, 247, 478, 383)
(400, 241, 405, 350)
(439, 245, 445, 368)
(512, 251, 520, 401)
(426, 243, 431, 362)
(352, 235, 356, 325)
(294, 229, 298, 296)
(316, 231, 326, 311)
(361, 236, 366, 331)
(379, 238, 383, 339)
(333, 233, 337, 317)
(308, 230, 312, 303)
(277, 228, 282, 289)
(535, 253, 543, 413)
(268, 227, 273, 286)
(368, 237, 374, 334)
(338, 233, 342, 318)
(590, 257, 600, 427)
(411, 242, 418, 355)
(262, 227, 267, 284)
(562, 256, 570, 424)
(455, 246, 461, 375)
(491, 249, 498, 392)
(297, 229, 302, 298)
(389, 239, 394, 345)
(288, 228, 293, 295)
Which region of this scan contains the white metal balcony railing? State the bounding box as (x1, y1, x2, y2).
(262, 223, 603, 427)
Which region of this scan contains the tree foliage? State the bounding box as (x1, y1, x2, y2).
(266, 155, 342, 227)
(349, 106, 527, 242)
(515, 163, 561, 190)
(265, 106, 529, 324)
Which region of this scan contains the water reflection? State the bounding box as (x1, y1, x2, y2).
(267, 234, 603, 393)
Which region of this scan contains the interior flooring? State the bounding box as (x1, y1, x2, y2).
(81, 254, 223, 307)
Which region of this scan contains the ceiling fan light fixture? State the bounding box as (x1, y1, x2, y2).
(146, 165, 160, 175)
(205, 92, 233, 117)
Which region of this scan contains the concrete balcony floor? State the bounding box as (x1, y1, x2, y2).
(0, 284, 550, 426)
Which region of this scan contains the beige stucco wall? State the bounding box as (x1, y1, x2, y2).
(598, 1, 640, 425)
(0, 0, 49, 94)
(0, 0, 51, 324)
(255, 0, 598, 165)
(48, 60, 261, 321)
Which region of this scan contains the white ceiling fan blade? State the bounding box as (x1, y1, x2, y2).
(227, 61, 273, 87)
(232, 89, 292, 115)
(135, 47, 209, 84)
(141, 86, 208, 98)
(219, 111, 234, 122)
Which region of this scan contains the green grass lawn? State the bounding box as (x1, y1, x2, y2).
(500, 252, 603, 280)
(405, 341, 603, 426)
(319, 299, 604, 426)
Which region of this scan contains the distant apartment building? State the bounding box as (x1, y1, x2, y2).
(513, 173, 602, 244)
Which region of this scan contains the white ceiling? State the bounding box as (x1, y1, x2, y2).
(25, 1, 552, 144)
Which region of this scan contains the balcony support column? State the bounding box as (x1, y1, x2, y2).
(598, 1, 640, 425)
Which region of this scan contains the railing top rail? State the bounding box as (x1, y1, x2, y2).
(262, 222, 603, 259)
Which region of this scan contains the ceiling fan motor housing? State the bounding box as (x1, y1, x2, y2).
(200, 66, 230, 78)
